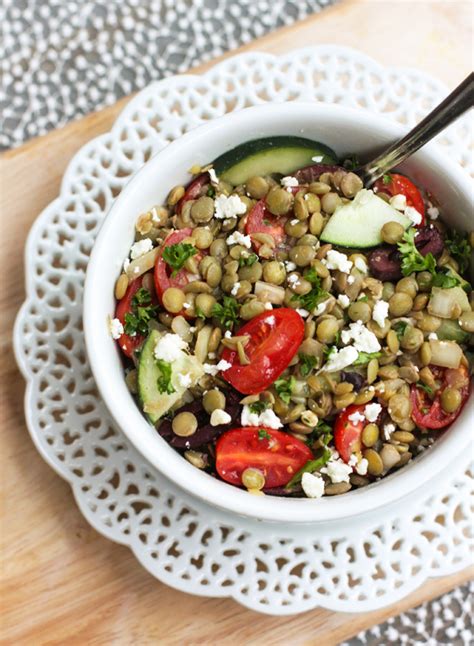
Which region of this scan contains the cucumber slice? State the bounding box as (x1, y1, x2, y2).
(213, 136, 337, 186)
(138, 330, 204, 424)
(320, 189, 411, 249)
(437, 320, 470, 344)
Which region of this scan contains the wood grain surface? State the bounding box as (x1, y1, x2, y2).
(1, 1, 473, 644)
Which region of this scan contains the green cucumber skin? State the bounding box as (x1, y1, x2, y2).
(213, 136, 337, 185)
(138, 330, 161, 424)
(436, 320, 470, 344)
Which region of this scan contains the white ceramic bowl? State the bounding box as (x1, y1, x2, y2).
(84, 103, 473, 523)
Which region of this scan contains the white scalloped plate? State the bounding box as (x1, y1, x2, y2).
(14, 46, 473, 616)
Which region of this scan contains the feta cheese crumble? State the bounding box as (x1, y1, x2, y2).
(130, 238, 153, 260)
(313, 299, 330, 316)
(341, 321, 381, 353)
(389, 194, 407, 211)
(287, 274, 300, 286)
(355, 458, 369, 476)
(177, 373, 192, 388)
(372, 300, 389, 328)
(226, 230, 252, 248)
(108, 317, 124, 340)
(296, 308, 310, 318)
(337, 294, 350, 309)
(348, 410, 365, 424)
(427, 205, 439, 220)
(210, 409, 232, 426)
(322, 346, 359, 372)
(285, 261, 297, 272)
(354, 257, 368, 273)
(301, 472, 325, 498)
(154, 333, 188, 362)
(208, 167, 219, 184)
(405, 205, 423, 226)
(240, 405, 283, 429)
(428, 332, 438, 341)
(215, 194, 247, 220)
(281, 176, 299, 192)
(324, 250, 353, 274)
(264, 302, 273, 310)
(321, 458, 352, 484)
(224, 330, 232, 339)
(383, 423, 396, 440)
(347, 275, 355, 285)
(203, 359, 233, 376)
(364, 402, 382, 422)
(231, 282, 241, 296)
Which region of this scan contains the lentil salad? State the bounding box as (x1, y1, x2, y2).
(109, 137, 473, 499)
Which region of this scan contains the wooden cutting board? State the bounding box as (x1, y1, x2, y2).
(1, 1, 472, 644)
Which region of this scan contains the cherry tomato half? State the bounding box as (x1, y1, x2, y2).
(374, 173, 425, 224)
(215, 427, 313, 488)
(245, 199, 288, 252)
(115, 275, 150, 358)
(411, 365, 470, 429)
(334, 404, 368, 463)
(154, 228, 205, 317)
(221, 308, 305, 395)
(176, 173, 209, 215)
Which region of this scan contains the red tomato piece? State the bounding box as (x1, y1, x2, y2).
(215, 427, 313, 488)
(154, 228, 205, 317)
(245, 199, 287, 251)
(411, 365, 470, 429)
(176, 173, 209, 215)
(334, 405, 368, 463)
(221, 308, 305, 395)
(115, 275, 151, 358)
(374, 173, 425, 224)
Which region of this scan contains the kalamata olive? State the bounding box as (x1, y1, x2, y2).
(293, 164, 342, 184)
(413, 225, 444, 257)
(263, 484, 304, 497)
(340, 371, 365, 390)
(157, 389, 241, 449)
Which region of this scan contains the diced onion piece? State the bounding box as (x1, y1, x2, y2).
(195, 325, 212, 363)
(428, 286, 470, 319)
(429, 339, 463, 369)
(171, 315, 193, 343)
(125, 247, 160, 280)
(254, 280, 285, 304)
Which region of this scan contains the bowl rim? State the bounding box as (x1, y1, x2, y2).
(84, 101, 473, 523)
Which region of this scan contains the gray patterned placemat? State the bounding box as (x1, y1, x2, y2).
(1, 1, 472, 643)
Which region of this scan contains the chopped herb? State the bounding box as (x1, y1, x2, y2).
(274, 376, 295, 404)
(285, 447, 331, 489)
(238, 252, 259, 268)
(353, 351, 381, 366)
(334, 329, 341, 345)
(357, 295, 369, 302)
(298, 353, 319, 377)
(249, 401, 268, 415)
(156, 360, 175, 395)
(445, 230, 471, 274)
(162, 242, 198, 277)
(258, 429, 271, 441)
(323, 345, 337, 361)
(342, 154, 359, 171)
(432, 269, 460, 289)
(292, 269, 328, 312)
(195, 306, 207, 320)
(212, 296, 240, 329)
(398, 228, 437, 277)
(307, 420, 333, 447)
(382, 173, 392, 185)
(123, 287, 157, 336)
(206, 186, 216, 198)
(417, 382, 434, 396)
(392, 321, 408, 341)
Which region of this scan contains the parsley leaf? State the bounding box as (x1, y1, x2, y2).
(285, 447, 331, 490)
(212, 296, 240, 329)
(445, 230, 471, 274)
(323, 345, 337, 361)
(123, 287, 157, 336)
(397, 228, 437, 277)
(382, 173, 392, 185)
(206, 186, 216, 198)
(274, 376, 295, 404)
(432, 269, 460, 289)
(417, 381, 434, 396)
(342, 154, 359, 171)
(238, 252, 259, 268)
(249, 401, 268, 414)
(392, 321, 408, 341)
(291, 269, 328, 312)
(195, 306, 207, 320)
(258, 429, 271, 441)
(162, 242, 198, 277)
(298, 353, 319, 377)
(156, 360, 175, 395)
(353, 351, 381, 366)
(357, 295, 369, 302)
(307, 419, 333, 447)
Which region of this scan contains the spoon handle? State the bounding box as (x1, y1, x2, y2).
(360, 72, 474, 186)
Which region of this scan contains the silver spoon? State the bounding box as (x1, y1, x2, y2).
(358, 72, 474, 187)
